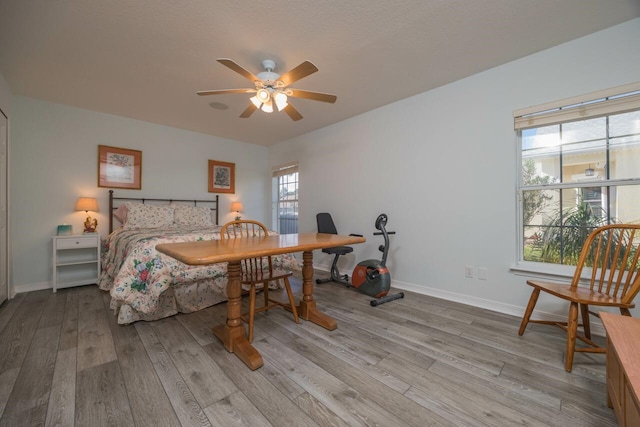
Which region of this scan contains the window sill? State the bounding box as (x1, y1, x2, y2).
(510, 261, 577, 282)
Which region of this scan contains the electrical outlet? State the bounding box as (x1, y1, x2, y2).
(478, 268, 488, 280)
(465, 266, 474, 278)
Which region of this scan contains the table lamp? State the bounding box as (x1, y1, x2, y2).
(75, 197, 99, 233)
(230, 201, 243, 221)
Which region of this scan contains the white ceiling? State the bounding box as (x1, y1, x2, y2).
(1, 1, 639, 146)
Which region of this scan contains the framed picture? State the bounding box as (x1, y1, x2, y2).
(208, 159, 235, 193)
(98, 145, 142, 189)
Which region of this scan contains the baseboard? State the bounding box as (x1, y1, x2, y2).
(392, 278, 527, 317)
(17, 266, 607, 337)
(313, 263, 607, 337)
(13, 281, 51, 295)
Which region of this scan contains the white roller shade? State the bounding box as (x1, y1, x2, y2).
(272, 162, 298, 177)
(514, 81, 640, 130)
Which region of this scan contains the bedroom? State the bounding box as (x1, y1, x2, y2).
(1, 1, 640, 425)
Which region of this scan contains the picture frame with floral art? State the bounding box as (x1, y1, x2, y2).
(208, 159, 235, 194)
(98, 145, 142, 189)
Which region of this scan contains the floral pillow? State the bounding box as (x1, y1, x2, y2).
(173, 205, 213, 227)
(123, 203, 175, 229)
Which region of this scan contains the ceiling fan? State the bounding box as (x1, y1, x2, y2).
(197, 58, 337, 121)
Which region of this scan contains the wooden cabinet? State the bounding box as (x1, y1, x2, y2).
(601, 312, 640, 427)
(52, 234, 100, 292)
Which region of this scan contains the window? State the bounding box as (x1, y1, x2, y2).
(515, 82, 640, 267)
(272, 162, 299, 234)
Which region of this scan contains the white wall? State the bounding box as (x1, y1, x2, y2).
(0, 73, 11, 301)
(0, 73, 11, 114)
(269, 18, 640, 319)
(10, 97, 269, 292)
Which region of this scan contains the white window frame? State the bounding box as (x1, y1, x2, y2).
(272, 162, 299, 234)
(513, 82, 640, 278)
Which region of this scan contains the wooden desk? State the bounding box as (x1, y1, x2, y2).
(601, 312, 640, 426)
(156, 232, 365, 370)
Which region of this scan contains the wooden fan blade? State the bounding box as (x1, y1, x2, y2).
(288, 89, 337, 103)
(217, 58, 261, 83)
(197, 88, 256, 96)
(278, 61, 318, 86)
(239, 103, 258, 118)
(283, 104, 303, 121)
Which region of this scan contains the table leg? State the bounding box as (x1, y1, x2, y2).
(297, 250, 337, 331)
(212, 260, 263, 370)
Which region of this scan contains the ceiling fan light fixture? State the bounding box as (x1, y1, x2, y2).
(249, 96, 262, 108)
(202, 58, 336, 121)
(261, 99, 273, 113)
(256, 88, 271, 103)
(274, 92, 288, 111)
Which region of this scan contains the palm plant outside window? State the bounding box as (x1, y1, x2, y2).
(516, 83, 640, 267)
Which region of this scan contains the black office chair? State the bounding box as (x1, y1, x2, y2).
(316, 213, 359, 286)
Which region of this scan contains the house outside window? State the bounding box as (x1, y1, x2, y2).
(516, 83, 640, 267)
(272, 162, 298, 234)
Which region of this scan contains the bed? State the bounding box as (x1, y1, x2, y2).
(98, 190, 300, 324)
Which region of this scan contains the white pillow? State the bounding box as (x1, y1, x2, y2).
(113, 204, 128, 223)
(173, 205, 213, 227)
(123, 203, 175, 229)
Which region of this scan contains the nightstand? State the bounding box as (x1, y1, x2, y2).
(52, 234, 101, 292)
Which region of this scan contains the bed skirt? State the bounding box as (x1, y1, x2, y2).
(107, 278, 286, 325)
(109, 278, 228, 324)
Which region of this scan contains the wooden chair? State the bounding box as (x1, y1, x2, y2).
(519, 224, 640, 372)
(220, 220, 299, 342)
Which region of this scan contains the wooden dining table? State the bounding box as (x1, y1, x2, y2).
(156, 232, 366, 370)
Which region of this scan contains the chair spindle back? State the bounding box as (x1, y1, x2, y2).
(571, 224, 640, 304)
(221, 220, 272, 274)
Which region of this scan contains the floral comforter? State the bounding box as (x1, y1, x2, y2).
(99, 226, 300, 316)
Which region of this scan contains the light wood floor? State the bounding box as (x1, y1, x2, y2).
(0, 275, 617, 426)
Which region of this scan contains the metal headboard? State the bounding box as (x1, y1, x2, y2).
(108, 189, 219, 233)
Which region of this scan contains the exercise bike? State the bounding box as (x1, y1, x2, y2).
(352, 214, 405, 306)
(316, 213, 404, 306)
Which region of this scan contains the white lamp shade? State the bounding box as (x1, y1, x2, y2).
(256, 88, 270, 103)
(261, 99, 273, 113)
(75, 197, 98, 212)
(249, 96, 261, 108)
(274, 92, 288, 111)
